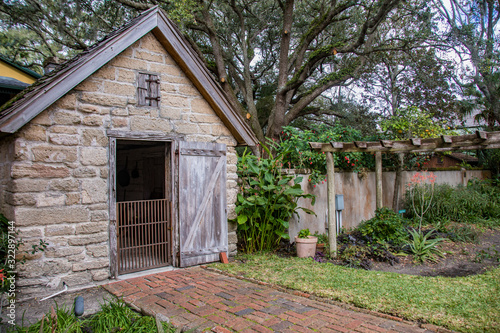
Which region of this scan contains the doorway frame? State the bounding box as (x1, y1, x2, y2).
(107, 130, 184, 278)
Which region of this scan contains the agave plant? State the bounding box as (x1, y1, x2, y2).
(408, 229, 446, 263)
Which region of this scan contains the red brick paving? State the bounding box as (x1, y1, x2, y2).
(104, 267, 435, 332)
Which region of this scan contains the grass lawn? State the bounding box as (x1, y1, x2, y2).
(212, 254, 500, 333)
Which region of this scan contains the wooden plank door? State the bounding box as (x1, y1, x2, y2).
(178, 141, 227, 267)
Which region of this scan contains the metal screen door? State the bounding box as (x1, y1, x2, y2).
(116, 199, 172, 274)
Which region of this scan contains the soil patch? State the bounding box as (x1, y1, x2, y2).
(370, 228, 500, 277)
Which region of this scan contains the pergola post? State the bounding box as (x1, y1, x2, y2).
(375, 151, 383, 209)
(326, 151, 337, 257)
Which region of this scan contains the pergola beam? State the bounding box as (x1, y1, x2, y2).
(309, 131, 500, 153)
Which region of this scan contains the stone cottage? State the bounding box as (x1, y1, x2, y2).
(0, 6, 257, 300)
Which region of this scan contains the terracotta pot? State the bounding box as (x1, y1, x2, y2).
(295, 236, 318, 258)
(316, 243, 325, 253)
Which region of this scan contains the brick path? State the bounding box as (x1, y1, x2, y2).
(104, 267, 436, 333)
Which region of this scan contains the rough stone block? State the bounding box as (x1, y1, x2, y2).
(13, 141, 29, 161)
(72, 258, 109, 271)
(49, 133, 79, 146)
(55, 93, 77, 110)
(149, 63, 182, 77)
(74, 79, 101, 92)
(128, 106, 151, 116)
(36, 193, 65, 207)
(31, 111, 53, 126)
(94, 66, 116, 80)
(18, 261, 43, 278)
(81, 178, 107, 203)
(139, 33, 166, 53)
(178, 84, 200, 97)
(45, 225, 76, 237)
(32, 146, 78, 163)
(53, 111, 81, 125)
(73, 167, 97, 178)
(161, 94, 190, 108)
(134, 50, 164, 63)
(17, 227, 43, 238)
(80, 92, 128, 108)
(175, 123, 201, 135)
(112, 117, 128, 128)
(190, 113, 219, 123)
(226, 234, 237, 250)
(86, 244, 109, 258)
(79, 104, 102, 114)
(82, 115, 104, 126)
(22, 125, 47, 141)
(15, 207, 89, 226)
(10, 179, 49, 192)
(91, 210, 109, 221)
(109, 57, 147, 71)
(130, 118, 172, 132)
(111, 108, 128, 116)
(191, 98, 215, 115)
(11, 164, 70, 179)
(45, 246, 83, 258)
(159, 107, 182, 120)
(103, 81, 135, 96)
(91, 269, 109, 281)
(75, 222, 107, 234)
(43, 259, 72, 274)
(212, 125, 232, 136)
(62, 271, 92, 287)
(49, 179, 80, 191)
(66, 193, 81, 205)
(117, 69, 135, 82)
(160, 83, 177, 93)
(82, 129, 108, 147)
(68, 232, 107, 246)
(81, 147, 107, 166)
(49, 125, 78, 134)
(5, 192, 36, 206)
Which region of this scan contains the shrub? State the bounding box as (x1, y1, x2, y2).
(235, 148, 315, 253)
(404, 180, 500, 226)
(408, 229, 446, 263)
(356, 207, 409, 247)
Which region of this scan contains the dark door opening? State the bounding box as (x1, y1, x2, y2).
(115, 140, 172, 274)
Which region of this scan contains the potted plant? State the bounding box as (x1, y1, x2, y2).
(313, 232, 328, 253)
(295, 229, 318, 258)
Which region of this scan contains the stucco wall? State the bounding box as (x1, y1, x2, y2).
(5, 32, 239, 299)
(289, 169, 491, 238)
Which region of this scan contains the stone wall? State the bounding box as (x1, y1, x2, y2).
(6, 32, 239, 300)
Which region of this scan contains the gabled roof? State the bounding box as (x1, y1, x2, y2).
(0, 6, 257, 146)
(0, 54, 42, 80)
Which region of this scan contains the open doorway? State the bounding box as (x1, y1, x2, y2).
(115, 140, 172, 274)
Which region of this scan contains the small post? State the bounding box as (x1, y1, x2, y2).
(375, 151, 383, 209)
(326, 152, 337, 257)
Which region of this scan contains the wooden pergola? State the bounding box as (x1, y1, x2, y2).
(309, 131, 500, 257)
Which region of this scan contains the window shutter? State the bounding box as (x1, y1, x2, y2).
(137, 73, 160, 107)
(137, 73, 148, 106)
(148, 74, 160, 107)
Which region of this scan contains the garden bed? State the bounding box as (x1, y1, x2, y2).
(369, 227, 500, 277)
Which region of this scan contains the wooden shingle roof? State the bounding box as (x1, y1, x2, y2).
(0, 6, 257, 146)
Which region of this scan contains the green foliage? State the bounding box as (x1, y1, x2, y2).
(297, 229, 310, 239)
(313, 232, 328, 244)
(15, 300, 176, 333)
(408, 229, 446, 263)
(235, 148, 315, 253)
(404, 180, 500, 226)
(356, 207, 409, 247)
(276, 124, 376, 184)
(447, 224, 480, 243)
(380, 106, 454, 140)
